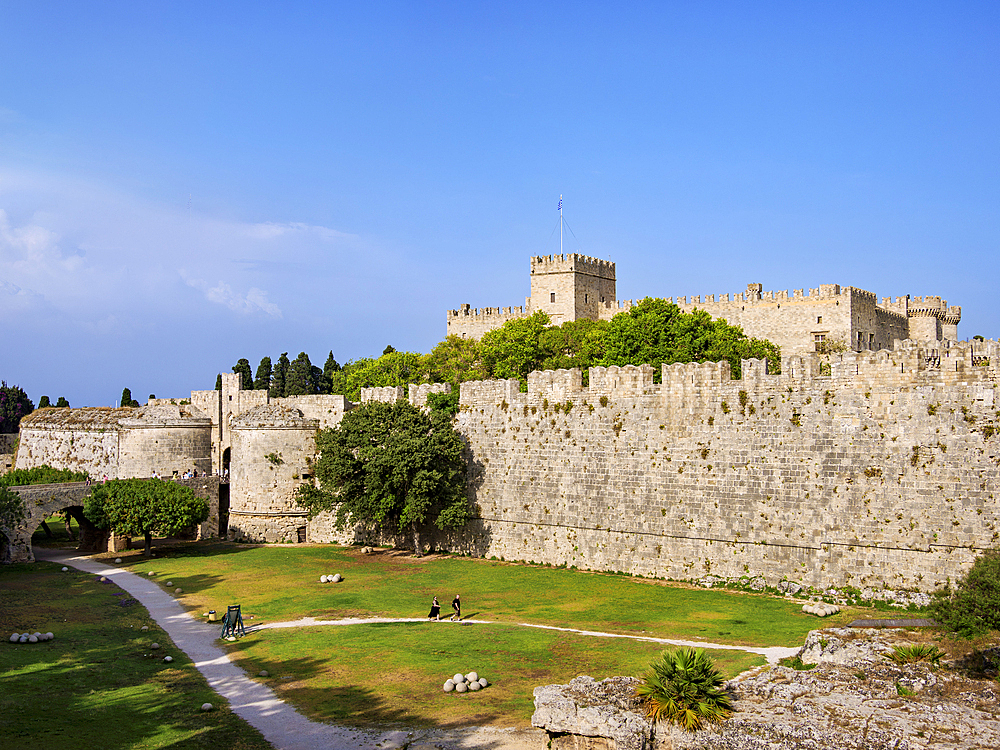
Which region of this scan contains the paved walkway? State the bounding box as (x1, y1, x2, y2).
(38, 550, 799, 750)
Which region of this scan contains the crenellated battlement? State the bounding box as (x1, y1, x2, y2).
(447, 303, 526, 319)
(456, 338, 997, 413)
(408, 382, 451, 408)
(531, 253, 616, 279)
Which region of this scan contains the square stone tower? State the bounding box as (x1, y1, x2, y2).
(529, 254, 616, 326)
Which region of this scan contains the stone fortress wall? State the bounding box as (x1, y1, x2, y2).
(447, 255, 963, 358)
(442, 339, 1000, 592)
(7, 328, 999, 591)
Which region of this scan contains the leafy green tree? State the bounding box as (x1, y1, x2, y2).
(254, 356, 273, 392)
(285, 352, 317, 395)
(931, 549, 1000, 638)
(538, 318, 609, 373)
(0, 484, 25, 530)
(120, 388, 140, 408)
(383, 344, 396, 355)
(55, 397, 70, 408)
(84, 478, 209, 557)
(479, 311, 551, 383)
(0, 382, 34, 433)
(423, 335, 486, 385)
(232, 358, 253, 390)
(635, 647, 733, 731)
(328, 351, 425, 401)
(271, 353, 290, 398)
(601, 298, 779, 379)
(296, 400, 469, 554)
(38, 396, 51, 409)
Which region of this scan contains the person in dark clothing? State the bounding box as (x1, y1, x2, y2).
(450, 594, 461, 621)
(428, 596, 441, 620)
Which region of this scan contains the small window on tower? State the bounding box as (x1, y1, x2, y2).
(585, 294, 588, 303)
(817, 316, 822, 324)
(550, 292, 556, 303)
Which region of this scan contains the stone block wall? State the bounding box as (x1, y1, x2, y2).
(228, 407, 319, 543)
(15, 409, 128, 479)
(445, 344, 999, 591)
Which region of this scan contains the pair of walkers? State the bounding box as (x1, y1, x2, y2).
(427, 594, 461, 621)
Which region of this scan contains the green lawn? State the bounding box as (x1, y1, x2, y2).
(228, 621, 762, 728)
(0, 562, 270, 750)
(115, 541, 843, 647)
(5, 540, 853, 737)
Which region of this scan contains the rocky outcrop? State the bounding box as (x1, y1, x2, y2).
(533, 631, 1000, 750)
(532, 676, 654, 750)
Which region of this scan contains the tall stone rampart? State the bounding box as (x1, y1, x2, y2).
(451, 341, 999, 591)
(14, 408, 132, 479)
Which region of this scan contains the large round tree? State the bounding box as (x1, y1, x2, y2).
(84, 478, 209, 556)
(296, 400, 469, 554)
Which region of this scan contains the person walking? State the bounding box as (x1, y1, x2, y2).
(428, 596, 441, 621)
(450, 594, 461, 621)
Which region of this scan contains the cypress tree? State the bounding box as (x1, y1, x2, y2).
(120, 387, 138, 407)
(38, 396, 51, 408)
(215, 374, 222, 391)
(285, 352, 316, 396)
(232, 358, 253, 390)
(55, 397, 70, 408)
(254, 356, 273, 391)
(271, 353, 290, 398)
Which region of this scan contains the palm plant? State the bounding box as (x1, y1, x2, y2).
(634, 647, 733, 731)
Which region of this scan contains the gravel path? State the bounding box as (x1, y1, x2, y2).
(37, 550, 798, 749)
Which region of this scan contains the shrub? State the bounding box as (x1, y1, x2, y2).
(931, 549, 1000, 638)
(889, 644, 944, 666)
(634, 647, 732, 731)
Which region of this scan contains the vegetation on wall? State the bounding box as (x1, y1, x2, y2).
(0, 466, 88, 488)
(230, 298, 780, 402)
(296, 400, 469, 554)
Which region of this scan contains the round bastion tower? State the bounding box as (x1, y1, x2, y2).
(227, 404, 319, 543)
(117, 404, 213, 479)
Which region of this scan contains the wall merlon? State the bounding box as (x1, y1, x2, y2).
(409, 382, 451, 408)
(360, 386, 405, 403)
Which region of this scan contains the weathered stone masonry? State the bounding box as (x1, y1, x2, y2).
(446, 341, 999, 592)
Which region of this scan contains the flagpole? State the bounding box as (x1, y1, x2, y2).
(559, 195, 563, 255)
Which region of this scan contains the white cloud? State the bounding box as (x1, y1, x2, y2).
(181, 273, 283, 318)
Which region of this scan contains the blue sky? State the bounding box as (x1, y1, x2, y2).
(1, 2, 997, 406)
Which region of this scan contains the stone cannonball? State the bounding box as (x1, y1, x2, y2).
(468, 681, 480, 691)
(115, 558, 122, 563)
(478, 678, 488, 688)
(332, 574, 342, 583)
(443, 680, 455, 692)
(10, 633, 20, 643)
(164, 656, 173, 663)
(166, 581, 173, 587)
(455, 682, 467, 693)
(61, 567, 69, 572)
(174, 588, 183, 594)
(19, 635, 28, 643)
(320, 575, 329, 583)
(453, 673, 465, 683)
(201, 703, 213, 712)
(466, 672, 479, 682)
(46, 633, 54, 641)
(28, 635, 38, 643)
(151, 643, 161, 650)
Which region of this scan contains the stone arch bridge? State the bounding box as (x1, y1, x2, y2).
(2, 482, 95, 564)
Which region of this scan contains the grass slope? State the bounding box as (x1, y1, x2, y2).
(0, 562, 269, 750)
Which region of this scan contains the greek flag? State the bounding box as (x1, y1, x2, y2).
(557, 197, 562, 211)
